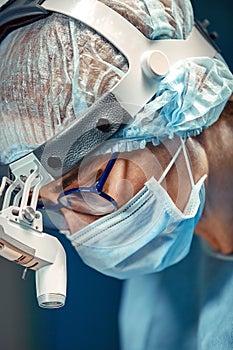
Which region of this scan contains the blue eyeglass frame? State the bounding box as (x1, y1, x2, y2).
(48, 152, 119, 215)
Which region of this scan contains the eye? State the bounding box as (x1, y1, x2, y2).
(78, 162, 105, 186)
(96, 169, 103, 182)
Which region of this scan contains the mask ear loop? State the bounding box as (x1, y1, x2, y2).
(158, 144, 183, 184)
(158, 138, 195, 188)
(180, 137, 195, 188)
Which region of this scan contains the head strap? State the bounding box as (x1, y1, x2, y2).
(0, 0, 50, 43)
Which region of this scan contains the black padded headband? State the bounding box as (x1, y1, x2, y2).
(0, 0, 51, 43)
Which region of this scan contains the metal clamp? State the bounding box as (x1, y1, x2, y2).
(0, 153, 53, 231)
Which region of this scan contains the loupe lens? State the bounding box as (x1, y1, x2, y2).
(59, 191, 116, 215)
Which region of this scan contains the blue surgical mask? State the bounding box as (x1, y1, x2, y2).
(68, 139, 206, 279)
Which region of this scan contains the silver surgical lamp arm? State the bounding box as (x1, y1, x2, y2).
(0, 153, 67, 308)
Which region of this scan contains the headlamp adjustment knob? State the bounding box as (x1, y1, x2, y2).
(22, 206, 36, 223)
(143, 50, 170, 77)
(209, 31, 219, 40)
(96, 118, 111, 132)
(201, 19, 210, 29)
(47, 156, 62, 169)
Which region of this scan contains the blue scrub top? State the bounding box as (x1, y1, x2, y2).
(119, 235, 233, 350)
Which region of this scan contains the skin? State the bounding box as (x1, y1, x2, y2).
(194, 97, 233, 254)
(40, 97, 233, 255)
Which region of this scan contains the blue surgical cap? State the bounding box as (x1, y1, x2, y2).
(110, 54, 233, 151)
(0, 0, 232, 163)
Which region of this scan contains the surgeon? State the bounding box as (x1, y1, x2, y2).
(0, 0, 233, 349)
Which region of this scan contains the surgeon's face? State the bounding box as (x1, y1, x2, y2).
(39, 137, 202, 234)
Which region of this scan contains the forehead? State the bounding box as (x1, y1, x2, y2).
(43, 137, 183, 189)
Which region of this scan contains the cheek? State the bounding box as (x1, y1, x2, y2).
(61, 209, 98, 234)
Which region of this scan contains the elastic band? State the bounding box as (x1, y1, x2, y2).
(158, 138, 195, 187)
(158, 143, 183, 184)
(180, 137, 195, 188)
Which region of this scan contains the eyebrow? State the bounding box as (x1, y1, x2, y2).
(51, 153, 107, 194)
(52, 166, 104, 194)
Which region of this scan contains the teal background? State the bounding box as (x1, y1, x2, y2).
(191, 0, 232, 70)
(0, 1, 232, 349)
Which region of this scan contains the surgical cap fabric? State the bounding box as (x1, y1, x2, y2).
(115, 54, 233, 145)
(0, 0, 233, 164)
(0, 11, 128, 163)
